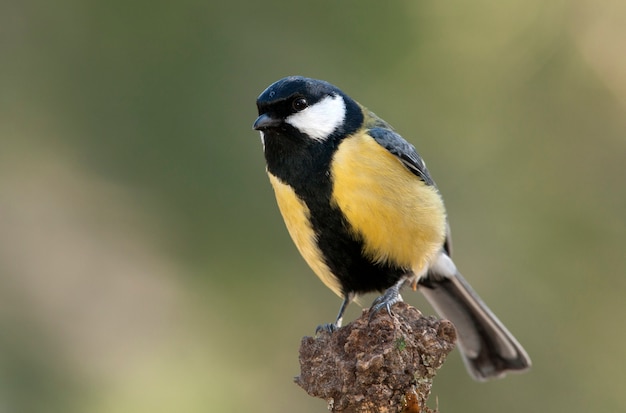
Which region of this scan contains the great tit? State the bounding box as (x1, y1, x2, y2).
(253, 76, 531, 381)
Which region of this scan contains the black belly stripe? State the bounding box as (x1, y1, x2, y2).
(302, 190, 408, 294)
(264, 130, 409, 296)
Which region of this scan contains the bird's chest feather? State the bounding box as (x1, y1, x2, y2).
(330, 132, 447, 271)
(267, 172, 342, 297)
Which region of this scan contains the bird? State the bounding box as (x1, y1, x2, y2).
(253, 76, 531, 381)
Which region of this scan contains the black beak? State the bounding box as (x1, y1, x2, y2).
(253, 113, 281, 131)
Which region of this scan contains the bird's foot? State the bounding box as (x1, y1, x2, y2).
(314, 295, 350, 335)
(369, 287, 403, 321)
(315, 322, 339, 335)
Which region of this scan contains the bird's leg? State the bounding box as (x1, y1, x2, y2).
(315, 295, 352, 334)
(369, 278, 405, 320)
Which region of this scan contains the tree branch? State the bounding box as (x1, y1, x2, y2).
(295, 302, 456, 413)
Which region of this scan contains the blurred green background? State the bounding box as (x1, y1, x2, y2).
(1, 0, 625, 412)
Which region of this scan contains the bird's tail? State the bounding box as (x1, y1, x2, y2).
(418, 253, 531, 381)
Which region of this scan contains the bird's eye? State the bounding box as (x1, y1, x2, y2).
(292, 97, 309, 112)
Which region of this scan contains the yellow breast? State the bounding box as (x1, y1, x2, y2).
(267, 173, 343, 297)
(330, 131, 446, 272)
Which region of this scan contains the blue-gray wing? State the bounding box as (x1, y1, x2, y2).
(368, 127, 435, 186)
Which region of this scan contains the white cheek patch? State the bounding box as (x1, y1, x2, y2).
(258, 131, 266, 150)
(286, 94, 346, 141)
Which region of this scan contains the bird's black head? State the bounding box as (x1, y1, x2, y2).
(253, 76, 363, 143)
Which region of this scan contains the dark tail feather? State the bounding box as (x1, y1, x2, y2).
(418, 253, 531, 381)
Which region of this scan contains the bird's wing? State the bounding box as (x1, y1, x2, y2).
(367, 127, 435, 186)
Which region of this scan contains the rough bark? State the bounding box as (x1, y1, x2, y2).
(295, 302, 456, 413)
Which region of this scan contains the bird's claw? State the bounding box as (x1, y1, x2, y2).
(369, 289, 403, 321)
(315, 322, 339, 335)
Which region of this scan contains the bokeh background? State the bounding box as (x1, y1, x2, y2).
(2, 0, 625, 412)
